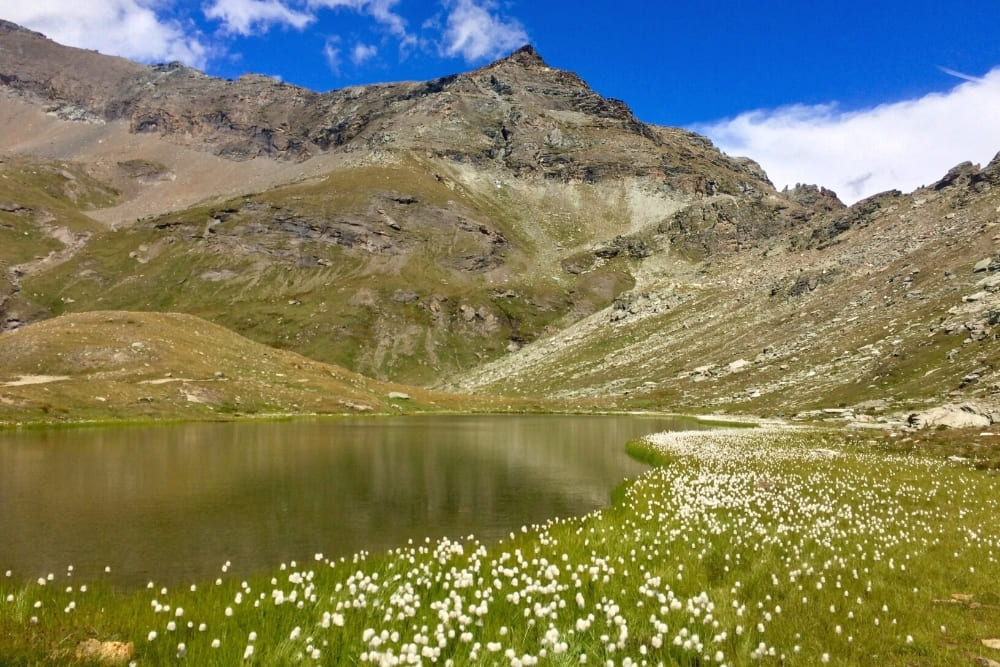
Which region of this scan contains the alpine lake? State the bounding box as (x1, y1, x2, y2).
(0, 414, 702, 587)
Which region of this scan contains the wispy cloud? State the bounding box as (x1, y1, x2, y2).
(440, 0, 527, 62)
(3, 0, 211, 68)
(307, 0, 409, 39)
(695, 67, 1000, 204)
(937, 66, 983, 83)
(322, 36, 342, 75)
(351, 42, 378, 65)
(204, 0, 315, 36)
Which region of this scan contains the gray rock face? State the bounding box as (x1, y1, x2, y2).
(908, 403, 993, 429)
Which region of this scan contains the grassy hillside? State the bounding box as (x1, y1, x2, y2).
(0, 310, 531, 425)
(19, 157, 649, 385)
(0, 156, 114, 328)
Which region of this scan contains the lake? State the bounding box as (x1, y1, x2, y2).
(0, 414, 696, 586)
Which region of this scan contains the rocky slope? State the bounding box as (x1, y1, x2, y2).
(446, 156, 1000, 422)
(2, 20, 997, 421)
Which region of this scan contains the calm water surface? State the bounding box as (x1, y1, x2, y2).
(0, 415, 693, 586)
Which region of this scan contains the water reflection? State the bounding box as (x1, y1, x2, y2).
(0, 415, 696, 585)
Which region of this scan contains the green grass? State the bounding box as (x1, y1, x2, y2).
(3, 426, 998, 665)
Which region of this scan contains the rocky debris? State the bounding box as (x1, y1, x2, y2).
(930, 269, 1000, 341)
(457, 304, 501, 331)
(0, 201, 31, 214)
(594, 234, 653, 260)
(661, 196, 794, 255)
(807, 189, 903, 249)
(116, 158, 173, 183)
(388, 391, 411, 400)
(727, 359, 750, 373)
(609, 291, 682, 322)
(973, 255, 1000, 273)
(392, 290, 420, 303)
(794, 408, 868, 422)
(770, 268, 841, 299)
(907, 403, 994, 429)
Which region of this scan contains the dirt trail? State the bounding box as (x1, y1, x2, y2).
(7, 223, 91, 289)
(2, 374, 70, 386)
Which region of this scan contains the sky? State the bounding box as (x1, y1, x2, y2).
(2, 0, 1000, 204)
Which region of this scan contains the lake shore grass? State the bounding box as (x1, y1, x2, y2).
(2, 425, 999, 665)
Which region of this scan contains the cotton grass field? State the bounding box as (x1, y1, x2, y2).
(2, 426, 999, 665)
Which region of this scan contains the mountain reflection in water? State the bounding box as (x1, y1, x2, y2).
(0, 414, 701, 585)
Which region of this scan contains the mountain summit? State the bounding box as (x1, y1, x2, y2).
(494, 44, 549, 68)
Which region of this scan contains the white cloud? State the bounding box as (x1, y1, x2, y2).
(441, 0, 527, 63)
(3, 0, 211, 68)
(204, 0, 314, 36)
(308, 0, 408, 38)
(351, 42, 378, 65)
(322, 36, 342, 75)
(695, 68, 1000, 204)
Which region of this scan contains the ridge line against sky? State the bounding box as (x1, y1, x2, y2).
(2, 0, 1000, 204)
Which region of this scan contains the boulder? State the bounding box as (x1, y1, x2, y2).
(727, 359, 749, 373)
(907, 403, 992, 429)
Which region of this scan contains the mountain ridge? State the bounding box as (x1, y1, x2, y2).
(2, 21, 998, 424)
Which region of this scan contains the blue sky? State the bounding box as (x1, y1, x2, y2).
(3, 0, 1000, 203)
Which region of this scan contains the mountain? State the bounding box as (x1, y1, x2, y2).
(1, 20, 998, 423)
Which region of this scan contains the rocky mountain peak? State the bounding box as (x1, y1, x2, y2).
(783, 183, 845, 212)
(490, 44, 548, 70)
(0, 19, 41, 37)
